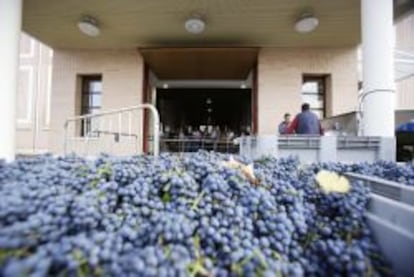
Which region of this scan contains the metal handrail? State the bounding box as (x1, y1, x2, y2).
(64, 104, 160, 156)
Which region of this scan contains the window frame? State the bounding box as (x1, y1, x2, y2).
(80, 75, 102, 136)
(301, 75, 327, 118)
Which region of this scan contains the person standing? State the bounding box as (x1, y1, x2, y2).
(278, 113, 291, 134)
(286, 103, 324, 135)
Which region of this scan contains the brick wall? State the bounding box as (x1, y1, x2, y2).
(49, 47, 359, 153)
(257, 47, 358, 134)
(50, 49, 144, 153)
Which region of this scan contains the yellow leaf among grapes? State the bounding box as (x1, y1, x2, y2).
(221, 156, 241, 169)
(221, 156, 258, 184)
(315, 170, 351, 193)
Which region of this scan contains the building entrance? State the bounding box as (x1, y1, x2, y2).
(141, 47, 258, 153)
(157, 88, 251, 152)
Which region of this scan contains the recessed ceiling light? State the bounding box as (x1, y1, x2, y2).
(78, 16, 100, 37)
(163, 83, 169, 89)
(295, 14, 319, 33)
(185, 16, 206, 34)
(240, 83, 247, 89)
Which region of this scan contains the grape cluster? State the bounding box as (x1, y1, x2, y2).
(0, 152, 395, 276)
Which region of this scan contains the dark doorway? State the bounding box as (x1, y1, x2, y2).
(156, 88, 251, 152)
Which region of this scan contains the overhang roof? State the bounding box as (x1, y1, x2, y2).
(23, 0, 362, 49)
(141, 48, 258, 80)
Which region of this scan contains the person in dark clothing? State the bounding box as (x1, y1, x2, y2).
(286, 103, 324, 135)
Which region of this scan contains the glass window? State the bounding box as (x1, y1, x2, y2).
(302, 94, 323, 109)
(301, 82, 318, 93)
(91, 94, 101, 107)
(80, 75, 102, 136)
(302, 76, 326, 118)
(89, 81, 102, 93)
(311, 109, 324, 119)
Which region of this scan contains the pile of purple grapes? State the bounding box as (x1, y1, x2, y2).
(0, 151, 403, 276)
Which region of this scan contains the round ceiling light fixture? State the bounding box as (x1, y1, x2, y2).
(78, 16, 100, 37)
(185, 15, 206, 34)
(295, 14, 319, 33)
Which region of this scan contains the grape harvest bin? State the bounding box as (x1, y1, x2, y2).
(240, 136, 413, 276)
(345, 173, 414, 277)
(239, 135, 396, 163)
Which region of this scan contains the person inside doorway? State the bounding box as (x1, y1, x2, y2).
(278, 113, 291, 134)
(286, 103, 324, 135)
